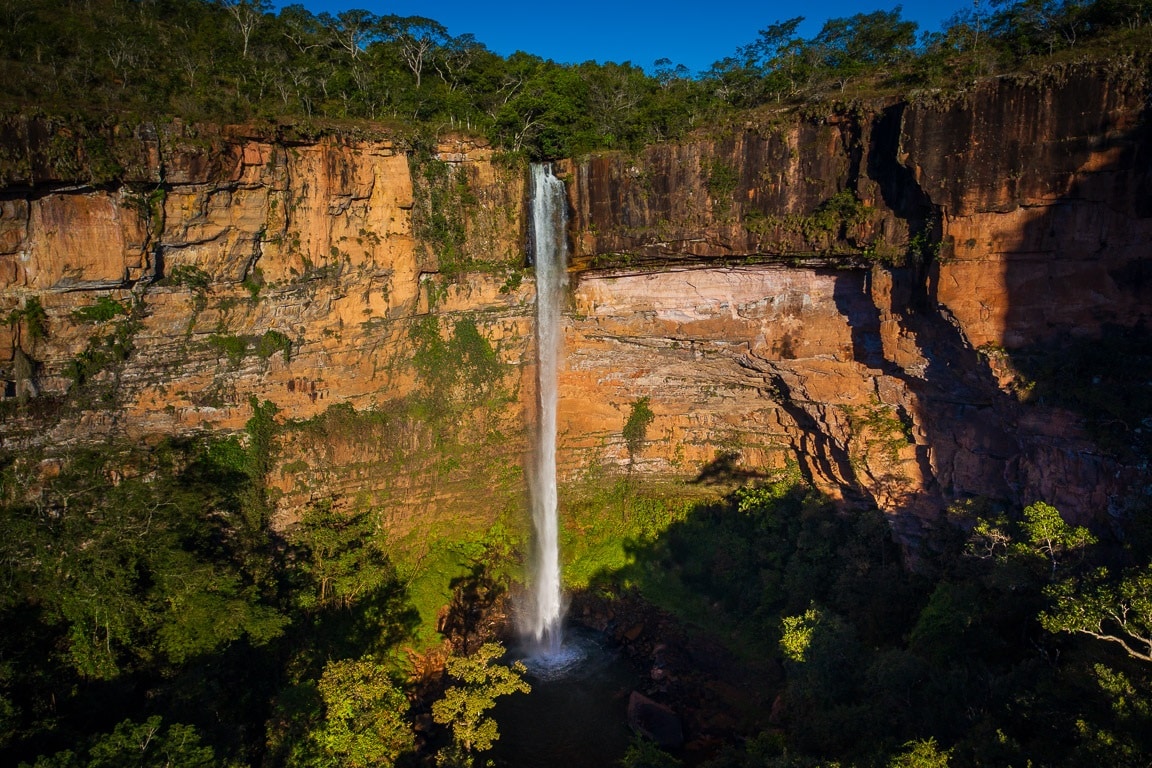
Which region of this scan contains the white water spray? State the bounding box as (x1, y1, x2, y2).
(528, 163, 568, 654)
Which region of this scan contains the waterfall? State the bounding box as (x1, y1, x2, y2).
(528, 163, 568, 653)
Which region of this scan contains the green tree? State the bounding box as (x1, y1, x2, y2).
(284, 500, 417, 658)
(0, 441, 286, 679)
(288, 503, 393, 610)
(737, 17, 810, 101)
(780, 606, 823, 662)
(888, 738, 950, 767)
(1017, 500, 1096, 577)
(431, 642, 530, 763)
(812, 8, 918, 88)
(1042, 564, 1152, 662)
(307, 657, 414, 768)
(22, 716, 217, 768)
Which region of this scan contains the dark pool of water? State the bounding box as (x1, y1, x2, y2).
(490, 626, 639, 768)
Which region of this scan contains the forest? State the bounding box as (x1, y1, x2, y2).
(2, 1, 1152, 767)
(1, 0, 1151, 158)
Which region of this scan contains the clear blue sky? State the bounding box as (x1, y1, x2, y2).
(278, 1, 971, 74)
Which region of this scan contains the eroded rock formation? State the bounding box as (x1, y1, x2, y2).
(1, 65, 1148, 539)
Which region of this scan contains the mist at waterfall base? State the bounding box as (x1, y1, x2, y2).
(524, 163, 567, 658)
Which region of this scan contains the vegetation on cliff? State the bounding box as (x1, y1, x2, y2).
(0, 0, 1149, 161)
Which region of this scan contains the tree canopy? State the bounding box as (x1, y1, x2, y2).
(0, 0, 1148, 158)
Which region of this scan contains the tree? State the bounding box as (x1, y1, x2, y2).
(278, 4, 324, 54)
(24, 717, 217, 768)
(653, 58, 690, 89)
(1042, 564, 1152, 662)
(1017, 500, 1096, 577)
(812, 8, 918, 88)
(888, 738, 951, 767)
(780, 606, 823, 662)
(990, 0, 1090, 55)
(320, 9, 379, 60)
(390, 15, 449, 88)
(431, 642, 530, 763)
(287, 503, 392, 610)
(737, 17, 810, 100)
(0, 439, 288, 680)
(308, 657, 414, 768)
(220, 0, 270, 59)
(433, 33, 486, 92)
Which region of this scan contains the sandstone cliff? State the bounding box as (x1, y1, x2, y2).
(1, 64, 1148, 541)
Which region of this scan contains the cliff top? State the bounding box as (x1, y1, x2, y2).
(1, 0, 1150, 165)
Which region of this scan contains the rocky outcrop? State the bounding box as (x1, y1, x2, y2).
(1, 64, 1149, 538)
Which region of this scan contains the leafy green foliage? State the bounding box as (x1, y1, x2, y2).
(706, 160, 740, 217)
(207, 333, 249, 366)
(21, 716, 217, 768)
(288, 504, 389, 610)
(623, 396, 656, 460)
(586, 481, 1152, 767)
(410, 156, 471, 276)
(560, 479, 696, 589)
(780, 607, 822, 662)
(1, 0, 1142, 168)
(256, 329, 293, 360)
(1043, 564, 1152, 662)
(283, 502, 418, 659)
(6, 296, 48, 343)
(887, 738, 951, 768)
(305, 657, 414, 768)
(64, 313, 141, 395)
(70, 296, 128, 324)
(408, 315, 506, 430)
(391, 524, 522, 650)
(0, 413, 428, 766)
(0, 444, 287, 680)
(208, 330, 293, 366)
(1017, 500, 1096, 576)
(165, 264, 212, 291)
(431, 642, 530, 761)
(620, 735, 682, 768)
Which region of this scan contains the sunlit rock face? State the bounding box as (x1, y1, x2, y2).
(0, 65, 1148, 538)
(558, 66, 1152, 530)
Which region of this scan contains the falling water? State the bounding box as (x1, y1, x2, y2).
(528, 163, 568, 655)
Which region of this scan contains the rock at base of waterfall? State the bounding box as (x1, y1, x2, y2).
(627, 690, 684, 748)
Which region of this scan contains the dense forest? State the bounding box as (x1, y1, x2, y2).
(3, 1, 1152, 767)
(1, 0, 1151, 157)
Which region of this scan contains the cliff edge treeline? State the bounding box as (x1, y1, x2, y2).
(2, 0, 1151, 160)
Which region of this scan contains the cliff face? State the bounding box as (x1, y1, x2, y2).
(1, 67, 1149, 538)
(0, 127, 534, 534)
(560, 67, 1152, 529)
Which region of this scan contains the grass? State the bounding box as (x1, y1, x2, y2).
(558, 476, 714, 590)
(391, 519, 525, 650)
(380, 474, 717, 650)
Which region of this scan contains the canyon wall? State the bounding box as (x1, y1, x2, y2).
(1, 65, 1149, 540)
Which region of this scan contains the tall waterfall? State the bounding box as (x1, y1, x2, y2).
(528, 163, 568, 653)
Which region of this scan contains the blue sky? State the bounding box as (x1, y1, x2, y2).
(278, 1, 972, 74)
